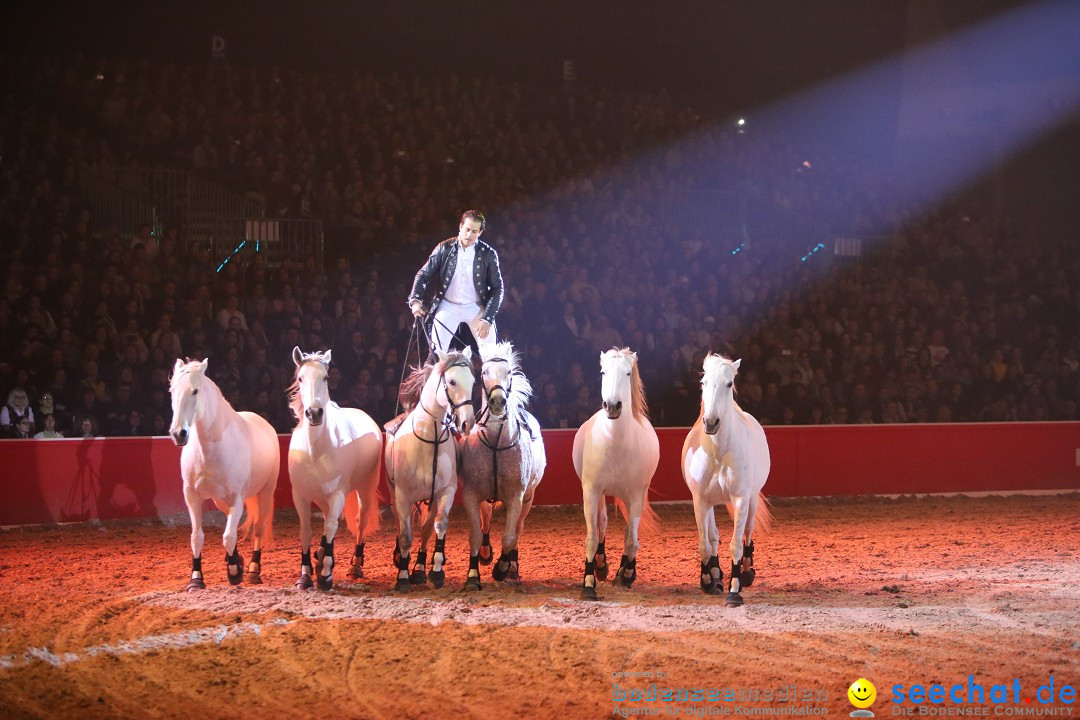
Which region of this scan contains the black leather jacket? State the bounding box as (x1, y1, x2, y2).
(408, 238, 504, 324)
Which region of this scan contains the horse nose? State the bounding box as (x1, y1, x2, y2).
(305, 407, 324, 425)
(703, 417, 720, 435)
(172, 428, 188, 446)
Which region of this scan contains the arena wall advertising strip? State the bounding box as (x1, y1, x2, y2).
(1, 422, 1077, 526)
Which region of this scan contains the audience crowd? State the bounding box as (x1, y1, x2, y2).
(1, 55, 1076, 438)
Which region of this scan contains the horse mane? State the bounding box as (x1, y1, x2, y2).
(169, 359, 205, 392)
(286, 354, 329, 424)
(629, 351, 649, 422)
(482, 341, 533, 409)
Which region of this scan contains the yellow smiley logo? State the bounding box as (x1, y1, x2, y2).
(848, 678, 877, 709)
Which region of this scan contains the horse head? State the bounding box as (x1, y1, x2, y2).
(435, 348, 476, 434)
(599, 348, 636, 420)
(292, 346, 332, 427)
(169, 358, 209, 446)
(702, 354, 740, 435)
(480, 341, 518, 420)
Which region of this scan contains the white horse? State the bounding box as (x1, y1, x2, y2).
(384, 349, 475, 591)
(459, 341, 546, 590)
(169, 358, 279, 590)
(572, 348, 660, 600)
(681, 354, 772, 606)
(287, 347, 383, 590)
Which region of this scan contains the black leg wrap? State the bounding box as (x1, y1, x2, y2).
(740, 541, 757, 587)
(492, 551, 512, 582)
(321, 536, 334, 557)
(225, 548, 244, 585)
(594, 541, 609, 580)
(469, 554, 480, 571)
(479, 532, 493, 565)
(726, 560, 745, 606)
(395, 550, 411, 571)
(617, 554, 637, 588)
(414, 550, 427, 567)
(251, 549, 261, 565)
(301, 550, 312, 568)
(700, 556, 721, 594)
(192, 556, 202, 572)
(355, 542, 365, 562)
(582, 559, 598, 600)
(186, 556, 206, 591)
(429, 537, 447, 588)
(410, 549, 428, 585)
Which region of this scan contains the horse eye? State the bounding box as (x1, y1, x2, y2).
(727, 382, 733, 388)
(192, 389, 199, 396)
(448, 380, 456, 386)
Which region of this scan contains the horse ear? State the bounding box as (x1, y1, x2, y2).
(434, 349, 448, 364)
(323, 349, 332, 365)
(462, 346, 472, 361)
(733, 358, 742, 371)
(292, 346, 303, 367)
(173, 357, 184, 374)
(198, 358, 209, 374)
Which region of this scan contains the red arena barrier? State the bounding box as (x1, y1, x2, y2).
(1, 422, 1077, 526)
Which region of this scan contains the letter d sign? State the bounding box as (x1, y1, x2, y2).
(212, 36, 226, 59)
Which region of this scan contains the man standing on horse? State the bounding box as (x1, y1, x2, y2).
(408, 210, 504, 355)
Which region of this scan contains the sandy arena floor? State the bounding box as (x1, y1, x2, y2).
(1, 493, 1078, 719)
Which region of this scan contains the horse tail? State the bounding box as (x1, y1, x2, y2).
(344, 487, 382, 540)
(613, 491, 661, 537)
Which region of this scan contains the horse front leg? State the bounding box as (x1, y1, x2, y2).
(726, 496, 751, 607)
(292, 486, 314, 590)
(222, 496, 246, 586)
(492, 494, 523, 582)
(392, 491, 414, 592)
(315, 491, 346, 590)
(478, 500, 494, 565)
(428, 485, 455, 589)
(581, 487, 602, 600)
(693, 495, 722, 595)
(739, 494, 760, 587)
(462, 486, 484, 591)
(184, 485, 206, 591)
(617, 493, 643, 589)
(594, 494, 610, 580)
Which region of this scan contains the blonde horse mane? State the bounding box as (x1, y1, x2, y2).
(398, 351, 471, 411)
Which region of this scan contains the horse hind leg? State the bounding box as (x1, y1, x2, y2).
(616, 495, 643, 589)
(245, 488, 274, 585)
(348, 487, 376, 580)
(739, 494, 760, 588)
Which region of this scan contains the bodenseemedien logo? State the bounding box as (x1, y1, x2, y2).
(849, 678, 877, 717)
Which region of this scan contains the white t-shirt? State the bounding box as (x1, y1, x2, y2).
(444, 242, 479, 305)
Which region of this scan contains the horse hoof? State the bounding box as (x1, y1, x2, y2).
(478, 543, 493, 566)
(429, 570, 445, 589)
(464, 576, 482, 591)
(296, 575, 314, 590)
(317, 575, 333, 591)
(594, 554, 608, 581)
(507, 564, 519, 581)
(741, 568, 756, 587)
(409, 569, 428, 585)
(347, 564, 364, 580)
(725, 592, 745, 608)
(491, 562, 509, 582)
(700, 575, 717, 594)
(581, 585, 598, 601)
(395, 578, 411, 593)
(243, 572, 262, 585)
(185, 578, 206, 592)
